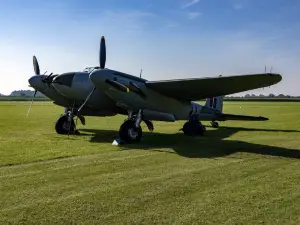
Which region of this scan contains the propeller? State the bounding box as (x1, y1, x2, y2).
(32, 55, 56, 86)
(26, 89, 37, 117)
(98, 36, 147, 98)
(33, 56, 40, 75)
(42, 73, 55, 87)
(27, 56, 41, 117)
(28, 56, 55, 116)
(100, 36, 106, 69)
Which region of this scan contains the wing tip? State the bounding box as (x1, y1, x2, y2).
(267, 73, 282, 83)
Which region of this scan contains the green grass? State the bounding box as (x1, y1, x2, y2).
(1, 101, 300, 224)
(1, 96, 300, 102)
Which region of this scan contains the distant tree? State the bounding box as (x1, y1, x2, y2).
(10, 90, 45, 97)
(268, 93, 275, 98)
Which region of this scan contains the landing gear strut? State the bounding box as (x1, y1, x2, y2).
(119, 110, 154, 143)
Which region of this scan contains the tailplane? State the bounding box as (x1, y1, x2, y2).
(205, 96, 224, 112)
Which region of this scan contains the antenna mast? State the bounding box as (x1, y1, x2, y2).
(140, 69, 143, 78)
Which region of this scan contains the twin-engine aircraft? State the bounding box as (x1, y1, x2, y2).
(28, 36, 282, 143)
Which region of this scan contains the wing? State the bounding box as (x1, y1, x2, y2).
(146, 73, 282, 101)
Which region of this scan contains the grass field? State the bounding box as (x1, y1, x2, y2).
(1, 101, 300, 224)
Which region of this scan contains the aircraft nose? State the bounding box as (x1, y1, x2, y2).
(28, 75, 44, 90)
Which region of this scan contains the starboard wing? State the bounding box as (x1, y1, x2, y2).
(146, 73, 282, 101)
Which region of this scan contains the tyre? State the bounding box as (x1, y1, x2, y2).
(119, 120, 142, 143)
(55, 115, 75, 135)
(182, 121, 205, 136)
(211, 121, 219, 128)
(182, 121, 196, 136)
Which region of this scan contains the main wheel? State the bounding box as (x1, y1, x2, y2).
(119, 120, 142, 144)
(182, 121, 205, 136)
(55, 115, 75, 135)
(211, 121, 219, 128)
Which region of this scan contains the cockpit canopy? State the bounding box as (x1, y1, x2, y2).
(83, 66, 100, 73)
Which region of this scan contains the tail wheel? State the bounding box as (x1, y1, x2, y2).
(119, 120, 142, 144)
(211, 121, 219, 128)
(55, 115, 75, 134)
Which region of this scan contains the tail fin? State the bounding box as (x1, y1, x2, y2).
(205, 96, 224, 112)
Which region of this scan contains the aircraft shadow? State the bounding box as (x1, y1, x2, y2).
(79, 126, 300, 159)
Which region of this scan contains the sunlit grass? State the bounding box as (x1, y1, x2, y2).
(0, 101, 300, 224)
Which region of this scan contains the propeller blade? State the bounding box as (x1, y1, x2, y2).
(99, 36, 106, 69)
(33, 56, 40, 75)
(78, 87, 96, 113)
(105, 79, 129, 93)
(26, 89, 37, 117)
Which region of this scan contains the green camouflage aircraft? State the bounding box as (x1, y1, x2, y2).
(28, 36, 282, 143)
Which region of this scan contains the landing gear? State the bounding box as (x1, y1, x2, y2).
(119, 109, 154, 144)
(211, 121, 219, 128)
(119, 110, 143, 143)
(181, 114, 206, 136)
(55, 107, 82, 135)
(119, 119, 142, 143)
(181, 120, 206, 136)
(55, 115, 76, 134)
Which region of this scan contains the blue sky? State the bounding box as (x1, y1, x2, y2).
(0, 0, 299, 96)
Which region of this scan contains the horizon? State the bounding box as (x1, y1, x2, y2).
(0, 0, 299, 96)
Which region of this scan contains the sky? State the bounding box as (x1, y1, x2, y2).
(0, 0, 300, 96)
